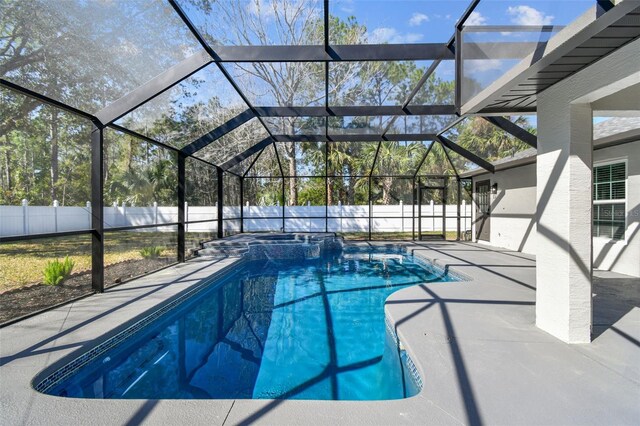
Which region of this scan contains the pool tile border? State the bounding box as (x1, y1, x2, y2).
(385, 316, 423, 391)
(34, 242, 459, 397)
(34, 258, 246, 394)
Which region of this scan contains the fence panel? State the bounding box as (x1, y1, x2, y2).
(1, 203, 473, 237)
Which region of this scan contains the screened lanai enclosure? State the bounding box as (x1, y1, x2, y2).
(8, 0, 616, 323)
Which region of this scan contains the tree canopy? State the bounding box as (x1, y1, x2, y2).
(0, 0, 535, 208)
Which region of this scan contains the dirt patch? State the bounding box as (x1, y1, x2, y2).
(0, 258, 173, 324)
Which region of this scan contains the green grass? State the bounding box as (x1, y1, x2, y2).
(1, 230, 464, 292)
(0, 232, 214, 292)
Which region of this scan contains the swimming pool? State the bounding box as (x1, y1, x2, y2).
(36, 245, 457, 400)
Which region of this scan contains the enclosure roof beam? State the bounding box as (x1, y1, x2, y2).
(243, 148, 265, 178)
(209, 43, 538, 62)
(95, 49, 212, 126)
(272, 134, 438, 142)
(437, 116, 466, 136)
(436, 135, 494, 173)
(447, 0, 481, 48)
(253, 105, 455, 117)
(1, 78, 100, 126)
(221, 137, 273, 171)
(272, 139, 284, 177)
(382, 60, 443, 136)
(439, 140, 461, 178)
(181, 109, 255, 156)
(413, 141, 436, 178)
(0, 78, 186, 154)
(168, 0, 280, 153)
(212, 43, 454, 62)
(108, 124, 180, 154)
(369, 141, 383, 177)
(482, 116, 537, 149)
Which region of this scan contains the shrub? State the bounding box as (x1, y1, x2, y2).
(43, 256, 75, 286)
(140, 246, 164, 259)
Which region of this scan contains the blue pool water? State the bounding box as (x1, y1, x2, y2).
(43, 247, 454, 400)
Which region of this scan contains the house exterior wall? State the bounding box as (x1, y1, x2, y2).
(471, 138, 639, 277)
(472, 163, 537, 255)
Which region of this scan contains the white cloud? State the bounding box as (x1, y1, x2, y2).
(409, 12, 429, 27)
(339, 0, 355, 14)
(507, 5, 554, 26)
(369, 27, 424, 44)
(246, 0, 276, 21)
(466, 11, 487, 26)
(465, 59, 503, 73)
(403, 33, 424, 43)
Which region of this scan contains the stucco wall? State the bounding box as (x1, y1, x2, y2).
(592, 140, 640, 277)
(472, 163, 537, 255)
(471, 139, 639, 277)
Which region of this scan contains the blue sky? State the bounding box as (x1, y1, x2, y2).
(123, 0, 601, 124)
(330, 0, 595, 44)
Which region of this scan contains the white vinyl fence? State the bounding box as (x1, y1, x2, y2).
(244, 201, 472, 233)
(1, 200, 471, 237)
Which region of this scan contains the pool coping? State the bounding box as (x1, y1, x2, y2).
(1, 241, 638, 425)
(32, 258, 248, 394)
(32, 243, 443, 397)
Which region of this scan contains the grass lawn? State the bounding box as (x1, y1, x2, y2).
(1, 230, 466, 292)
(0, 231, 213, 292)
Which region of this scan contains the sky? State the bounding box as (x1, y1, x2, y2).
(118, 0, 602, 129)
(330, 0, 595, 44)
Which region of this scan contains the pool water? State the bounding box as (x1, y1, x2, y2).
(44, 248, 454, 400)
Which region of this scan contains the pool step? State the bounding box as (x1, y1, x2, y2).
(194, 234, 344, 259)
(194, 238, 251, 257)
(195, 246, 248, 257)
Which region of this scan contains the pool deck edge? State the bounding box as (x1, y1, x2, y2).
(1, 241, 638, 425)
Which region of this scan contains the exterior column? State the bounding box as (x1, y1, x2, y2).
(177, 153, 186, 262)
(91, 123, 105, 293)
(240, 176, 244, 233)
(217, 167, 224, 239)
(536, 98, 592, 343)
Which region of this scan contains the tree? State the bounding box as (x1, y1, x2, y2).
(455, 116, 533, 162)
(1, 0, 189, 206)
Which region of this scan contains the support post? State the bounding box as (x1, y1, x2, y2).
(240, 177, 244, 233)
(455, 27, 462, 114)
(536, 100, 592, 343)
(21, 199, 28, 235)
(88, 201, 93, 229)
(325, 142, 329, 233)
(412, 178, 416, 241)
(443, 177, 448, 240)
(282, 177, 286, 232)
(368, 177, 372, 241)
(417, 180, 422, 241)
(91, 123, 104, 293)
(217, 167, 224, 239)
(457, 178, 462, 241)
(177, 153, 186, 262)
(53, 200, 59, 233)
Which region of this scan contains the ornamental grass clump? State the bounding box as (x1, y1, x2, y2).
(140, 246, 164, 259)
(43, 256, 75, 286)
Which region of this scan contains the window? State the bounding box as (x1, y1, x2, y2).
(593, 161, 626, 240)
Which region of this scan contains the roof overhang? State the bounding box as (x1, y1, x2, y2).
(460, 2, 640, 115)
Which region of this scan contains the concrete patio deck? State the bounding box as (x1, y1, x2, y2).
(0, 241, 638, 425)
